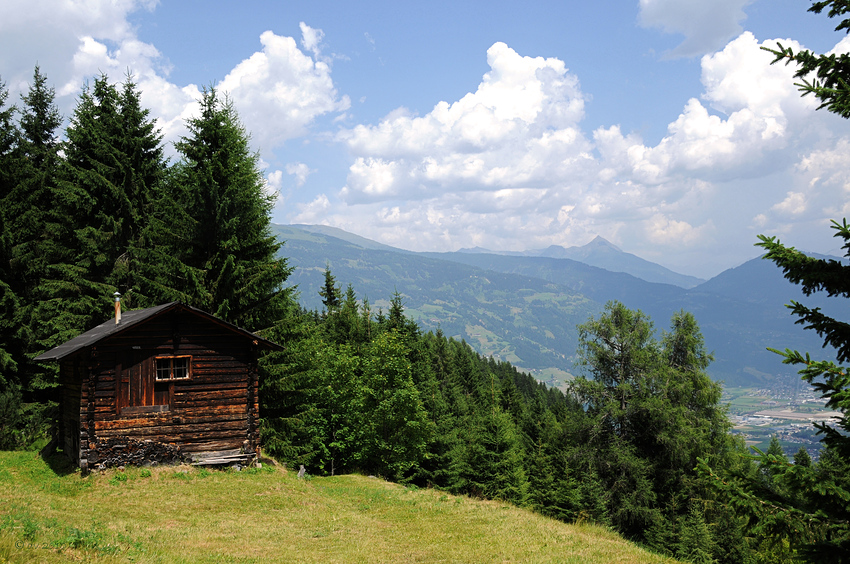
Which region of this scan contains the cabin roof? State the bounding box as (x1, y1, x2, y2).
(35, 302, 283, 361)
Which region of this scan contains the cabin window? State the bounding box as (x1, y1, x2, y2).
(155, 356, 191, 381)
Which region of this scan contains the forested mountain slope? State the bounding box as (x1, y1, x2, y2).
(276, 224, 848, 387)
(275, 224, 600, 378)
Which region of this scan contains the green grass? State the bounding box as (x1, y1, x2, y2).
(0, 451, 678, 563)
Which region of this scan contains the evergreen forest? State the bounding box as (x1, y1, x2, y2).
(2, 4, 850, 562)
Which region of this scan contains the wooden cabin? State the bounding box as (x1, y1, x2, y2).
(35, 301, 281, 472)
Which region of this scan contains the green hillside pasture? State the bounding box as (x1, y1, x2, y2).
(461, 323, 522, 364)
(0, 452, 677, 564)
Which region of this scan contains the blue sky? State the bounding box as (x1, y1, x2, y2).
(1, 0, 848, 278)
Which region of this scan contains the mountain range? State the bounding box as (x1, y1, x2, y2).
(459, 236, 705, 289)
(275, 224, 848, 388)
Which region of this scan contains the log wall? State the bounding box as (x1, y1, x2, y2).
(61, 309, 262, 469)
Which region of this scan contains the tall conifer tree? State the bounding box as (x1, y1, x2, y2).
(571, 302, 732, 542)
(10, 67, 68, 359)
(699, 4, 850, 560)
(0, 78, 20, 378)
(55, 73, 166, 313)
(59, 74, 125, 322)
(112, 75, 166, 304)
(170, 86, 292, 330)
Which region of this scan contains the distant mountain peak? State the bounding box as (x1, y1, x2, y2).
(584, 236, 622, 251)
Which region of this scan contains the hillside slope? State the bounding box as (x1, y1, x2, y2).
(436, 249, 850, 385)
(275, 225, 600, 381)
(0, 452, 676, 564)
(275, 224, 848, 387)
(461, 235, 705, 288)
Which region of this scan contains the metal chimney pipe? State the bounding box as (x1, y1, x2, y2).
(114, 292, 121, 325)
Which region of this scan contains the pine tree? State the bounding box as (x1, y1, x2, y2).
(759, 435, 787, 490)
(1, 68, 64, 445)
(8, 66, 63, 312)
(794, 447, 812, 468)
(57, 74, 169, 314)
(170, 86, 292, 330)
(56, 75, 128, 328)
(0, 77, 16, 203)
(675, 504, 717, 564)
(113, 74, 167, 305)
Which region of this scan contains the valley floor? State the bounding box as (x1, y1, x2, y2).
(724, 386, 837, 456)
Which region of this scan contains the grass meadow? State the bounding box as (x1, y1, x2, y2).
(0, 451, 678, 563)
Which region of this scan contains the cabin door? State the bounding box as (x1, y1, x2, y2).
(118, 352, 155, 413)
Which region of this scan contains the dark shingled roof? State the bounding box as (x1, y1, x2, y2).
(35, 302, 282, 361)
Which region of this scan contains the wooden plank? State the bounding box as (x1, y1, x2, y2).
(191, 457, 253, 466)
(98, 404, 247, 422)
(96, 419, 247, 438)
(175, 375, 247, 388)
(176, 398, 248, 410)
(175, 389, 247, 402)
(172, 405, 247, 417)
(95, 412, 247, 431)
(179, 440, 247, 453)
(191, 449, 242, 460)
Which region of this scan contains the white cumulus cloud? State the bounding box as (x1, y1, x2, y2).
(0, 3, 347, 158)
(597, 33, 821, 185)
(314, 32, 850, 277)
(338, 42, 591, 204)
(0, 1, 167, 103)
(219, 27, 351, 153)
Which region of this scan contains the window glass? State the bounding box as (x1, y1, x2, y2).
(155, 356, 191, 380)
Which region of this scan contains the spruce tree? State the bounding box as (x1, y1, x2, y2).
(0, 77, 16, 202)
(319, 265, 341, 315)
(113, 74, 167, 304)
(170, 86, 292, 331)
(0, 68, 65, 444)
(10, 67, 67, 363)
(0, 78, 20, 378)
(57, 75, 126, 325)
(698, 4, 850, 559)
(8, 66, 63, 309)
(58, 74, 168, 313)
